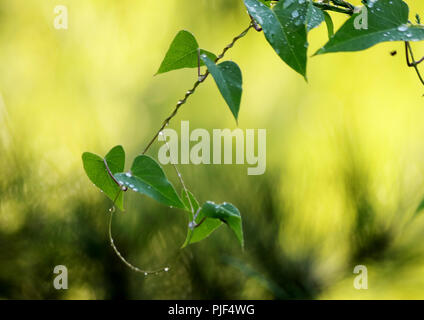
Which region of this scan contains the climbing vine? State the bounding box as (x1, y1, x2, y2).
(82, 0, 424, 274)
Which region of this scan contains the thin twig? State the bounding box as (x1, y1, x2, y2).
(405, 41, 424, 87)
(312, 2, 354, 15)
(108, 208, 169, 275)
(193, 217, 207, 229)
(406, 42, 424, 67)
(158, 131, 194, 215)
(331, 0, 355, 10)
(266, 0, 355, 15)
(249, 14, 263, 32)
(107, 188, 170, 275)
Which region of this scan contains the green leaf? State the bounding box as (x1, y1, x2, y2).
(305, 2, 334, 39)
(258, 0, 271, 7)
(306, 1, 325, 32)
(181, 190, 200, 216)
(181, 191, 222, 247)
(156, 30, 217, 75)
(322, 11, 334, 39)
(415, 197, 424, 215)
(114, 155, 184, 209)
(244, 0, 309, 78)
(200, 55, 242, 122)
(200, 201, 244, 248)
(316, 0, 424, 55)
(82, 146, 125, 211)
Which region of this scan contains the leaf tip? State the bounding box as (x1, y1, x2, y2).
(313, 48, 325, 56)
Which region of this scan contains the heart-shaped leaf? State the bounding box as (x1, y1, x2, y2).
(200, 201, 244, 248)
(181, 191, 222, 248)
(114, 155, 184, 209)
(82, 145, 125, 211)
(156, 30, 217, 75)
(315, 0, 424, 55)
(244, 0, 309, 78)
(200, 55, 242, 122)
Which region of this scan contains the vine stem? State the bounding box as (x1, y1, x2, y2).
(103, 158, 127, 191)
(159, 131, 194, 215)
(103, 160, 169, 275)
(312, 2, 354, 15)
(142, 23, 254, 155)
(150, 23, 257, 222)
(105, 23, 255, 274)
(108, 208, 170, 275)
(405, 41, 424, 87)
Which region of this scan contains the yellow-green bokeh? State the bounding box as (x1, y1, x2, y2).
(1, 0, 424, 299)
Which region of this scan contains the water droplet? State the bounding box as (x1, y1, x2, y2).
(398, 24, 408, 32)
(164, 267, 169, 272)
(125, 172, 132, 177)
(109, 207, 115, 213)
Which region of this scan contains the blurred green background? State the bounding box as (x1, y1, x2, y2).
(2, 0, 424, 299)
